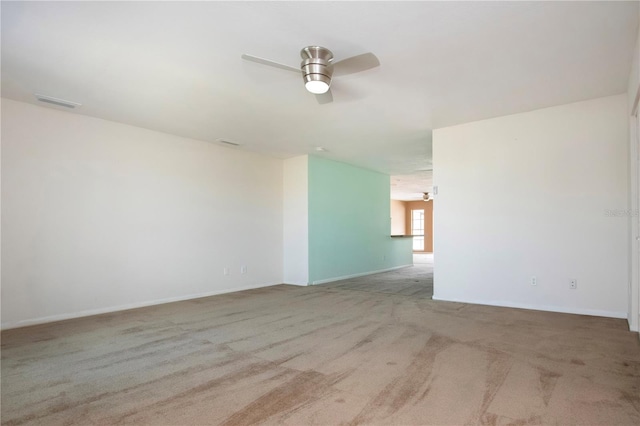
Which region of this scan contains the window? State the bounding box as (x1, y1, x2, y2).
(411, 209, 424, 251)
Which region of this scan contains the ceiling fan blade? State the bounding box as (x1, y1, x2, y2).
(241, 54, 300, 73)
(333, 52, 380, 77)
(315, 89, 333, 104)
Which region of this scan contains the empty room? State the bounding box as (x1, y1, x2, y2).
(2, 2, 640, 425)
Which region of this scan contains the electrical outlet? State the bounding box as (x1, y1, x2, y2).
(570, 279, 577, 289)
(241, 265, 247, 274)
(223, 267, 229, 276)
(530, 276, 537, 286)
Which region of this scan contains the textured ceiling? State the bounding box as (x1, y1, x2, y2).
(391, 171, 434, 201)
(1, 2, 638, 200)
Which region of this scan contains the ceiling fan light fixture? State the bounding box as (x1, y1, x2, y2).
(304, 74, 331, 94)
(301, 46, 333, 95)
(241, 45, 379, 103)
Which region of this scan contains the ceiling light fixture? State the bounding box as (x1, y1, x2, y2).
(315, 146, 328, 152)
(304, 76, 330, 94)
(34, 93, 81, 108)
(301, 46, 333, 94)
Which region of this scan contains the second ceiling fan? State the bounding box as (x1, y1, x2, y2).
(241, 46, 380, 104)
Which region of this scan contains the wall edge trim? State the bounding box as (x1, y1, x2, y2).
(431, 295, 627, 321)
(282, 281, 309, 286)
(311, 264, 413, 285)
(1, 281, 281, 330)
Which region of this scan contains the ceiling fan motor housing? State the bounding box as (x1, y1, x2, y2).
(300, 46, 334, 89)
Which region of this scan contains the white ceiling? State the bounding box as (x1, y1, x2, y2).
(391, 171, 433, 202)
(2, 2, 638, 200)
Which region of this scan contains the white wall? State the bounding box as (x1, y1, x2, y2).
(627, 16, 640, 332)
(1, 99, 284, 328)
(433, 95, 629, 319)
(283, 155, 309, 286)
(390, 200, 406, 235)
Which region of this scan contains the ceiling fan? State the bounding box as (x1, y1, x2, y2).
(241, 46, 380, 104)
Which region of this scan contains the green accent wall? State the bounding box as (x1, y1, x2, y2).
(308, 156, 410, 283)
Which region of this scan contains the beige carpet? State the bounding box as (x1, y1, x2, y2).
(2, 266, 640, 425)
(322, 260, 432, 299)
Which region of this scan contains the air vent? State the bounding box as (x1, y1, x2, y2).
(34, 94, 81, 109)
(215, 139, 241, 147)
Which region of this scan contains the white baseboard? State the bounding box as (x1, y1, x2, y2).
(1, 281, 281, 330)
(282, 281, 309, 287)
(311, 264, 413, 285)
(630, 315, 640, 333)
(431, 295, 627, 320)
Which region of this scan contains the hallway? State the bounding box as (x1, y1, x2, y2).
(321, 253, 433, 298)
